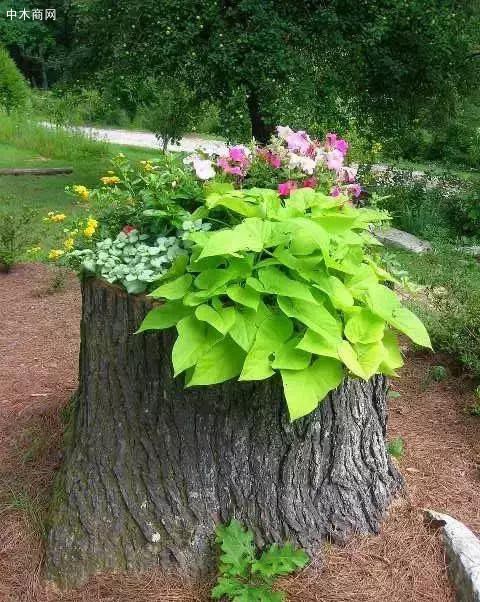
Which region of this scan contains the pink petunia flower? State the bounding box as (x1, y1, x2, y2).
(278, 180, 298, 197)
(335, 139, 349, 155)
(286, 131, 311, 155)
(302, 177, 318, 189)
(326, 149, 344, 171)
(258, 148, 282, 169)
(326, 132, 349, 155)
(229, 145, 250, 164)
(330, 186, 342, 197)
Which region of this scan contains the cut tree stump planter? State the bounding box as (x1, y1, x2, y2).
(46, 277, 403, 586)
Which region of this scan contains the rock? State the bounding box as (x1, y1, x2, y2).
(425, 509, 480, 602)
(374, 227, 432, 253)
(458, 246, 480, 257)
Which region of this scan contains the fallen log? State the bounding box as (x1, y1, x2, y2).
(0, 167, 73, 176)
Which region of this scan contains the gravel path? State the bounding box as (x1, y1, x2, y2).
(42, 122, 228, 155)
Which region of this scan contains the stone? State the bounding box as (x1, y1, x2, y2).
(374, 227, 432, 254)
(425, 509, 480, 602)
(458, 246, 480, 257)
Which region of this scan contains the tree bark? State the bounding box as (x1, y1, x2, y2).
(247, 91, 271, 143)
(46, 277, 403, 587)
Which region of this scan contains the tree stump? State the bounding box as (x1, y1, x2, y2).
(46, 277, 403, 586)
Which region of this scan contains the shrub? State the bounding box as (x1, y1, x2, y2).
(140, 81, 194, 151)
(0, 46, 29, 113)
(0, 204, 37, 271)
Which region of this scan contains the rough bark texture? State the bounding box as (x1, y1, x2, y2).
(46, 277, 403, 586)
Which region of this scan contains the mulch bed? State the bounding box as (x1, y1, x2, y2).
(1, 263, 479, 602)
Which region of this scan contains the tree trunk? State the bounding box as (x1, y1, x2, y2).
(46, 277, 403, 587)
(247, 92, 271, 143)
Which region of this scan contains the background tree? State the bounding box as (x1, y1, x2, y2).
(0, 46, 29, 113)
(68, 0, 477, 141)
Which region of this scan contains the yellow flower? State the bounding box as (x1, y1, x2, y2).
(83, 217, 98, 238)
(64, 237, 75, 251)
(48, 249, 65, 261)
(107, 170, 115, 175)
(101, 176, 121, 185)
(26, 246, 41, 255)
(73, 185, 90, 201)
(44, 212, 67, 223)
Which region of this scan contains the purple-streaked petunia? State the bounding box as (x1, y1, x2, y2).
(347, 183, 362, 198)
(339, 166, 358, 183)
(330, 186, 342, 197)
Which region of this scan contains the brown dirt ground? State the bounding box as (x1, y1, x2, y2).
(0, 263, 479, 602)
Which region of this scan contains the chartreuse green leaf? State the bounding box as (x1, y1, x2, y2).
(337, 340, 384, 380)
(379, 330, 404, 375)
(277, 297, 342, 344)
(311, 272, 354, 310)
(206, 191, 264, 218)
(149, 274, 193, 299)
(215, 519, 255, 578)
(313, 214, 358, 234)
(337, 340, 366, 378)
(240, 314, 293, 380)
(366, 285, 432, 348)
(229, 304, 271, 351)
(285, 217, 329, 256)
(195, 304, 236, 335)
(252, 543, 309, 579)
(257, 266, 317, 303)
(271, 338, 311, 370)
(389, 307, 432, 349)
(227, 284, 261, 310)
(198, 218, 278, 259)
(281, 357, 343, 420)
(354, 341, 385, 379)
(187, 336, 246, 386)
(172, 315, 222, 376)
(345, 264, 378, 299)
(296, 329, 340, 359)
(344, 309, 385, 344)
(136, 302, 192, 333)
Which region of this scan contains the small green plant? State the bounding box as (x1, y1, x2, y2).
(212, 519, 308, 602)
(467, 386, 480, 416)
(387, 437, 405, 459)
(387, 389, 401, 399)
(430, 365, 448, 382)
(467, 403, 480, 417)
(0, 205, 37, 271)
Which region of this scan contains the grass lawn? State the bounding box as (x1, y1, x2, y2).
(0, 141, 165, 212)
(0, 138, 167, 250)
(385, 247, 480, 377)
